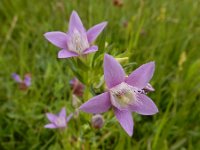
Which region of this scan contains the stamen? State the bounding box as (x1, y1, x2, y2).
(55, 117, 66, 127)
(68, 28, 89, 54)
(110, 82, 137, 109)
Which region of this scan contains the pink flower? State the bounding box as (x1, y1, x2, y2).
(12, 73, 31, 90)
(79, 54, 158, 136)
(44, 108, 72, 129)
(44, 11, 107, 58)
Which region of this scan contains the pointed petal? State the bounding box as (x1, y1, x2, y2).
(87, 22, 107, 43)
(12, 73, 22, 83)
(79, 92, 111, 114)
(83, 45, 98, 54)
(129, 93, 158, 115)
(69, 11, 85, 32)
(104, 54, 126, 89)
(44, 32, 68, 49)
(58, 49, 78, 58)
(114, 108, 134, 136)
(59, 108, 66, 118)
(67, 113, 73, 122)
(44, 123, 57, 128)
(46, 113, 57, 123)
(125, 62, 155, 89)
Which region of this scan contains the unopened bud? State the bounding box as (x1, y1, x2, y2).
(143, 83, 155, 93)
(91, 114, 104, 129)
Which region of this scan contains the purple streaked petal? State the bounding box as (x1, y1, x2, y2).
(67, 113, 73, 122)
(87, 22, 107, 43)
(69, 11, 85, 33)
(125, 62, 155, 89)
(58, 49, 78, 58)
(104, 54, 126, 89)
(46, 113, 57, 123)
(114, 108, 134, 136)
(12, 73, 22, 83)
(129, 93, 158, 115)
(59, 108, 66, 118)
(44, 32, 68, 49)
(83, 45, 98, 54)
(79, 92, 111, 114)
(44, 123, 57, 128)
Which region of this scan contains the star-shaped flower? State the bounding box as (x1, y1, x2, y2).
(79, 54, 158, 136)
(12, 73, 31, 90)
(44, 108, 72, 129)
(44, 11, 107, 58)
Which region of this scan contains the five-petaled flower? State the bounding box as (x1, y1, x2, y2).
(44, 108, 73, 129)
(79, 54, 158, 136)
(12, 73, 31, 90)
(44, 11, 107, 58)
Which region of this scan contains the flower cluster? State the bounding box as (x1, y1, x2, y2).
(44, 10, 158, 136)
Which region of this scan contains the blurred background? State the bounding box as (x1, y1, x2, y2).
(0, 0, 200, 149)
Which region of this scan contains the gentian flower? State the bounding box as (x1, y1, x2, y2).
(44, 11, 107, 58)
(70, 78, 85, 97)
(44, 108, 72, 129)
(12, 73, 31, 90)
(80, 54, 158, 136)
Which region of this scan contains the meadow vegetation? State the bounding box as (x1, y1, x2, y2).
(0, 0, 200, 149)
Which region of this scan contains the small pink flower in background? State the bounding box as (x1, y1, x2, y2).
(12, 73, 31, 90)
(44, 11, 107, 58)
(80, 54, 158, 136)
(113, 0, 123, 7)
(44, 108, 73, 129)
(70, 78, 85, 97)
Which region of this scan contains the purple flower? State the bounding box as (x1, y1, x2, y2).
(44, 11, 107, 58)
(79, 54, 158, 136)
(12, 73, 31, 90)
(44, 108, 73, 129)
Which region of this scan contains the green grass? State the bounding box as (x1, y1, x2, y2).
(0, 0, 200, 149)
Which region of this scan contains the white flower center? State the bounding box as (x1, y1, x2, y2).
(55, 117, 66, 127)
(110, 82, 137, 110)
(68, 28, 89, 54)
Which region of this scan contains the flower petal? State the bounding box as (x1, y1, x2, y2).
(69, 11, 85, 33)
(83, 45, 98, 54)
(46, 113, 57, 123)
(79, 92, 111, 114)
(44, 32, 68, 49)
(59, 108, 66, 118)
(58, 49, 78, 58)
(114, 108, 134, 136)
(24, 76, 31, 87)
(104, 54, 126, 89)
(44, 123, 57, 129)
(67, 113, 73, 122)
(87, 22, 107, 43)
(129, 93, 158, 115)
(125, 62, 155, 89)
(12, 73, 22, 83)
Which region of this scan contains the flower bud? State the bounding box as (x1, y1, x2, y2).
(70, 78, 85, 97)
(91, 114, 104, 129)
